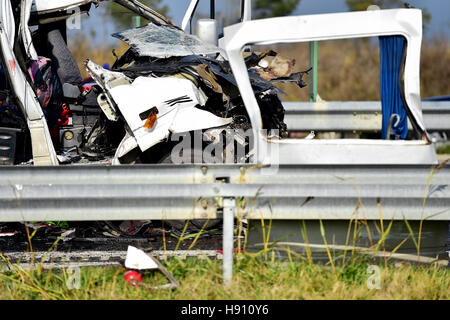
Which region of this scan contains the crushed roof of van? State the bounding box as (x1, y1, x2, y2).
(113, 23, 221, 59)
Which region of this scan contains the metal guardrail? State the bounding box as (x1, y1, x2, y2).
(0, 164, 449, 222)
(1, 164, 449, 284)
(283, 101, 450, 132)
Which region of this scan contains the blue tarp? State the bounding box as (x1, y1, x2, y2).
(379, 36, 408, 140)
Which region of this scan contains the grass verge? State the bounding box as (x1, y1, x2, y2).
(0, 254, 448, 300)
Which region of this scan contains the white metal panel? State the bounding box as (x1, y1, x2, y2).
(274, 139, 437, 165)
(242, 0, 251, 22)
(109, 77, 204, 131)
(109, 76, 232, 152)
(31, 0, 91, 13)
(0, 0, 58, 165)
(170, 107, 232, 133)
(0, 0, 15, 47)
(21, 0, 38, 61)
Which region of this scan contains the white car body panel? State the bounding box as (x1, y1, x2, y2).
(31, 0, 92, 13)
(223, 9, 437, 165)
(0, 0, 58, 165)
(1, 0, 15, 47)
(109, 76, 232, 153)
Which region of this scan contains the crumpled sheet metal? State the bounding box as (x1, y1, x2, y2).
(113, 23, 221, 59)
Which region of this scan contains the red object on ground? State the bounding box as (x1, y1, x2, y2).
(124, 270, 143, 287)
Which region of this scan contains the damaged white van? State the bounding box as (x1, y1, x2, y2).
(0, 0, 438, 167)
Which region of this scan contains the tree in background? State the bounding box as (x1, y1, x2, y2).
(346, 0, 431, 26)
(253, 0, 301, 19)
(105, 0, 169, 29)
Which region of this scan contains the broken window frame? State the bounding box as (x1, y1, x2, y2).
(222, 8, 437, 165)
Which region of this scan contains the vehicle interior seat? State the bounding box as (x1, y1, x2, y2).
(34, 21, 99, 107)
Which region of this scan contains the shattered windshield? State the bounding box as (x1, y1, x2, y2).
(112, 23, 221, 58)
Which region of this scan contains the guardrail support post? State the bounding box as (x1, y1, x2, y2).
(223, 197, 236, 286)
(309, 41, 318, 102)
(135, 16, 141, 28)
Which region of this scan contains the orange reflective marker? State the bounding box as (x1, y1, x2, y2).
(144, 107, 158, 130)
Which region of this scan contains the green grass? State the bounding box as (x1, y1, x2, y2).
(0, 254, 448, 300)
(437, 144, 450, 155)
